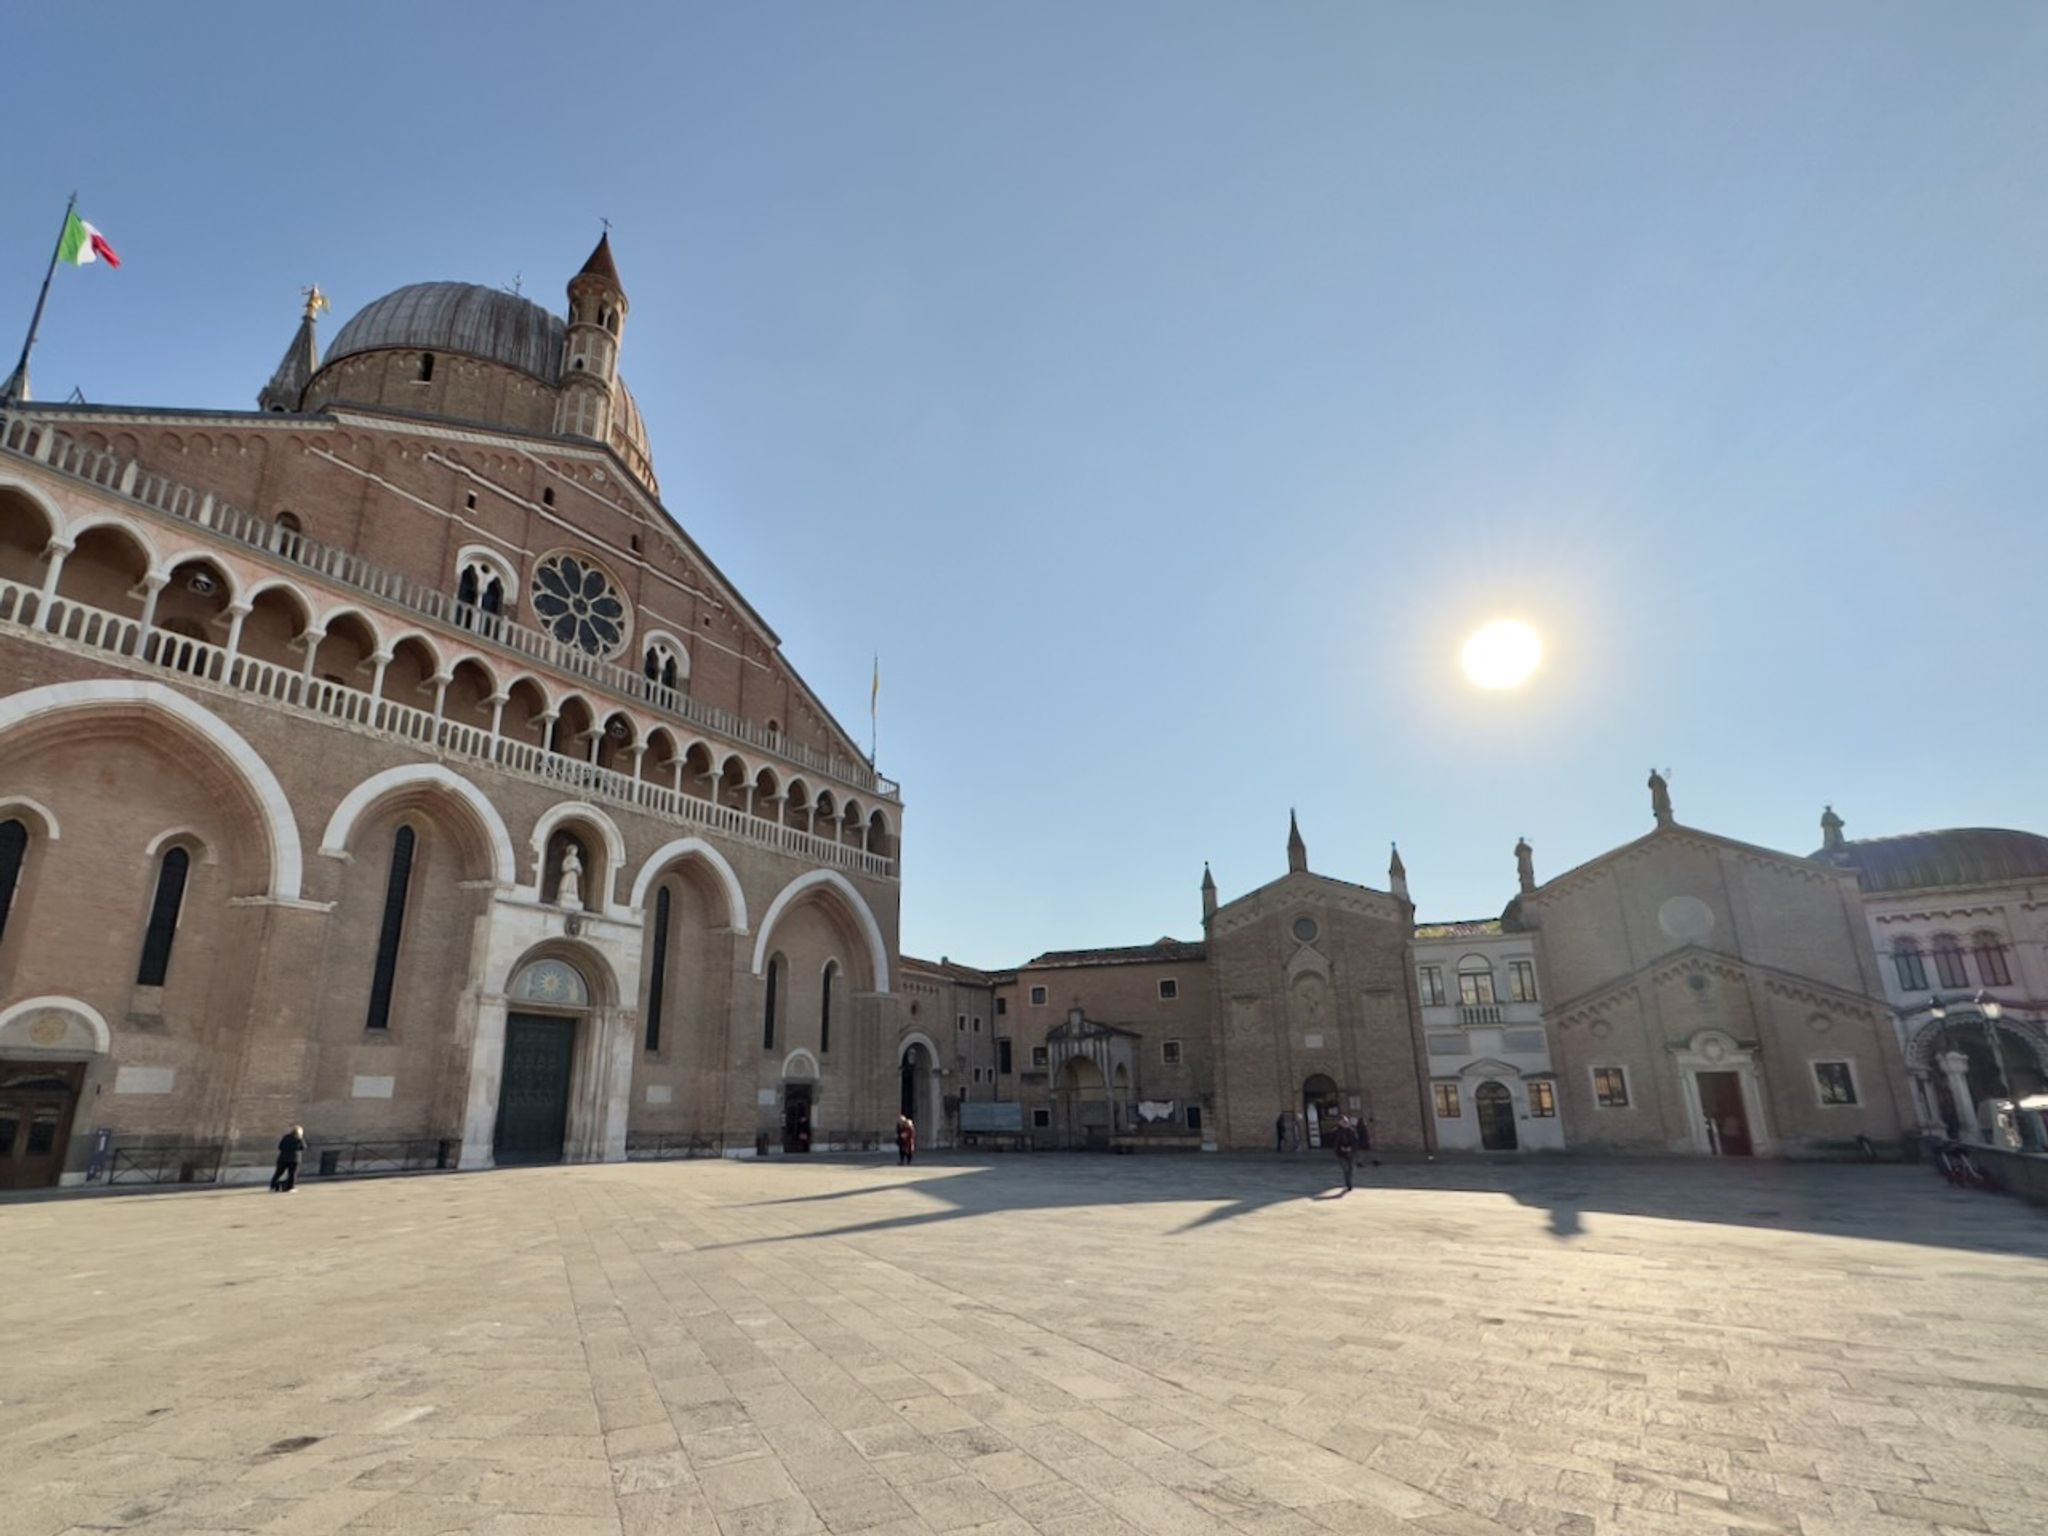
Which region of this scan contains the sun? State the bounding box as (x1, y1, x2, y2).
(1461, 619, 1543, 690)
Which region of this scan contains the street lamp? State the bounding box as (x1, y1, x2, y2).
(1975, 991, 2024, 1150)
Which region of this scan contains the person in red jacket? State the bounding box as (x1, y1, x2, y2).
(895, 1113, 917, 1166)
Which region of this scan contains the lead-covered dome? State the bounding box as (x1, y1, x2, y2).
(325, 282, 566, 381)
(1815, 828, 2048, 893)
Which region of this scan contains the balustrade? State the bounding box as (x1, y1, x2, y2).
(0, 572, 896, 880)
(0, 410, 898, 799)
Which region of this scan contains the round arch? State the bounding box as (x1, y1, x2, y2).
(626, 836, 749, 930)
(0, 995, 111, 1055)
(312, 603, 384, 652)
(241, 576, 316, 625)
(63, 513, 159, 565)
(319, 762, 515, 886)
(781, 1048, 821, 1082)
(0, 474, 67, 541)
(154, 548, 244, 604)
(751, 868, 891, 994)
(0, 680, 303, 899)
(529, 801, 628, 906)
(0, 795, 61, 840)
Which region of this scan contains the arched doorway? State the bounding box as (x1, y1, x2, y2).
(1919, 1019, 2047, 1140)
(495, 956, 590, 1164)
(782, 1050, 819, 1154)
(899, 1037, 939, 1147)
(0, 999, 110, 1189)
(1058, 1055, 1109, 1149)
(1302, 1074, 1340, 1149)
(1475, 1080, 1517, 1151)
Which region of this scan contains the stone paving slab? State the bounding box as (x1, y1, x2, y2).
(2, 1155, 2044, 1535)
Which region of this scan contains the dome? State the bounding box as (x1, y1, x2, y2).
(315, 280, 656, 491)
(1814, 828, 2048, 894)
(326, 282, 566, 381)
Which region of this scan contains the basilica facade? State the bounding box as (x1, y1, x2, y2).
(0, 239, 910, 1187)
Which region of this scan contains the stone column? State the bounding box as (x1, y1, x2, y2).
(221, 601, 252, 684)
(1909, 1070, 1939, 1130)
(487, 694, 507, 762)
(132, 571, 167, 658)
(458, 994, 509, 1170)
(36, 538, 71, 629)
(1938, 1050, 1977, 1142)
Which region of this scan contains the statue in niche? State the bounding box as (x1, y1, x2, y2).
(558, 841, 584, 910)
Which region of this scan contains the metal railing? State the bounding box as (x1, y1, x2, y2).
(0, 410, 897, 799)
(625, 1132, 730, 1160)
(106, 1144, 225, 1184)
(0, 574, 898, 880)
(311, 1139, 457, 1178)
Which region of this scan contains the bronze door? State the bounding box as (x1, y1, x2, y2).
(0, 1061, 84, 1190)
(1475, 1081, 1518, 1151)
(494, 1015, 575, 1164)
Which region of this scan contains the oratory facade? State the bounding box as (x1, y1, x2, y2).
(0, 239, 910, 1187)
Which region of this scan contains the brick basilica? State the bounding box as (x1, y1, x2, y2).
(1, 240, 2040, 1187)
(0, 239, 908, 1186)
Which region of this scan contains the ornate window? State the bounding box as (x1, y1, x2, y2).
(365, 826, 416, 1031)
(1456, 958, 1496, 1006)
(1932, 934, 1969, 989)
(1813, 1061, 1858, 1106)
(1892, 937, 1928, 992)
(136, 846, 191, 987)
(820, 960, 836, 1054)
(0, 818, 26, 949)
(1432, 1083, 1461, 1118)
(510, 958, 589, 1008)
(1592, 1066, 1630, 1108)
(1529, 1080, 1557, 1117)
(645, 886, 671, 1052)
(1973, 932, 2012, 988)
(531, 551, 628, 657)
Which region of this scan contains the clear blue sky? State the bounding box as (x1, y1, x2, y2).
(8, 3, 2046, 965)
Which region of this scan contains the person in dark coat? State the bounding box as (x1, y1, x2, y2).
(1275, 1111, 1288, 1152)
(895, 1113, 916, 1167)
(1332, 1116, 1359, 1193)
(270, 1125, 305, 1193)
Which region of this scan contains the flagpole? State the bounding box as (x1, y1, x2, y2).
(869, 653, 879, 769)
(1, 192, 77, 405)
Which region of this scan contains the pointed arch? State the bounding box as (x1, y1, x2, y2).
(626, 836, 749, 930)
(320, 762, 514, 886)
(751, 868, 890, 994)
(0, 680, 303, 899)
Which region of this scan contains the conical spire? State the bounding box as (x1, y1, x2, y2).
(1287, 810, 1307, 874)
(1201, 861, 1217, 921)
(577, 232, 621, 286)
(1388, 842, 1409, 902)
(258, 286, 326, 413)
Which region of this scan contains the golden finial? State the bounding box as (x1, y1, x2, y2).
(301, 284, 330, 322)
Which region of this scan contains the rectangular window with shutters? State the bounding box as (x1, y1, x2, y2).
(1162, 1039, 1182, 1065)
(1158, 978, 1178, 1001)
(996, 996, 1008, 1015)
(1418, 966, 1445, 1006)
(1029, 985, 1047, 1006)
(1593, 1067, 1630, 1108)
(1529, 1081, 1557, 1117)
(1032, 1108, 1051, 1128)
(1508, 960, 1538, 1002)
(1432, 1083, 1461, 1118)
(1031, 1045, 1049, 1068)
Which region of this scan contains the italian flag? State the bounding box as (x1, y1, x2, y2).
(57, 210, 120, 268)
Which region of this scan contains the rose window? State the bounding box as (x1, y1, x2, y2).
(531, 553, 627, 657)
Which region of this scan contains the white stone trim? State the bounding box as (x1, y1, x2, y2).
(751, 868, 891, 994)
(0, 680, 304, 900)
(320, 762, 515, 887)
(639, 628, 691, 680)
(143, 826, 216, 863)
(626, 836, 749, 931)
(0, 995, 111, 1054)
(781, 1048, 820, 1081)
(0, 795, 60, 839)
(530, 800, 628, 911)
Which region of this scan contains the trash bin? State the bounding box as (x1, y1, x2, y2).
(318, 1148, 342, 1177)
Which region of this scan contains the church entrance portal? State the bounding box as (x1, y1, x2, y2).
(494, 1015, 575, 1164)
(1302, 1075, 1340, 1149)
(783, 1083, 813, 1154)
(1475, 1080, 1518, 1151)
(1697, 1071, 1754, 1157)
(0, 1061, 83, 1189)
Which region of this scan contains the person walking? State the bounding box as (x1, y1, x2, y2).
(895, 1113, 916, 1167)
(1332, 1115, 1360, 1192)
(270, 1124, 305, 1193)
(1275, 1111, 1288, 1152)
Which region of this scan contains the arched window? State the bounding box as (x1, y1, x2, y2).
(645, 885, 671, 1053)
(1973, 931, 2012, 988)
(364, 826, 416, 1031)
(643, 645, 679, 693)
(456, 559, 507, 629)
(763, 955, 780, 1051)
(136, 846, 191, 987)
(417, 352, 435, 382)
(1932, 933, 1969, 989)
(1892, 937, 1928, 992)
(0, 818, 27, 948)
(820, 960, 837, 1054)
(1456, 955, 1496, 1006)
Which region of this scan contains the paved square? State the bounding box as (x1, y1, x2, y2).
(4, 1156, 2045, 1536)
